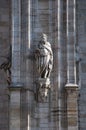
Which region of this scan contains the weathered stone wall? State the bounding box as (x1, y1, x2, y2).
(77, 0, 86, 130)
(0, 0, 10, 130)
(0, 0, 86, 130)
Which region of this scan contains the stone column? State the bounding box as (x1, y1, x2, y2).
(65, 0, 79, 130)
(21, 0, 33, 130)
(57, 0, 65, 130)
(9, 0, 22, 130)
(11, 0, 21, 85)
(66, 0, 76, 84)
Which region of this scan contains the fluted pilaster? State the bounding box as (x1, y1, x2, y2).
(65, 0, 79, 129)
(9, 1, 22, 130)
(66, 0, 76, 84)
(11, 0, 21, 85)
(57, 0, 65, 130)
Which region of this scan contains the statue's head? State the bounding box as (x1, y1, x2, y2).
(41, 33, 47, 42)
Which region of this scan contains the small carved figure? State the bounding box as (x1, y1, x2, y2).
(0, 45, 11, 85)
(35, 33, 53, 78)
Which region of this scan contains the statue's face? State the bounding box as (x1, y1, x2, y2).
(41, 34, 47, 43)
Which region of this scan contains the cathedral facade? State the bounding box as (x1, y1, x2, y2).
(0, 0, 86, 130)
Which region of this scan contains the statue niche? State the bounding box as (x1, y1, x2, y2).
(35, 34, 53, 101)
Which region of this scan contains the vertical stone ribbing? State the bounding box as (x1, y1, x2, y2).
(66, 0, 76, 84)
(9, 1, 22, 130)
(11, 0, 21, 85)
(65, 0, 79, 129)
(77, 1, 86, 129)
(26, 0, 33, 89)
(57, 0, 65, 130)
(28, 0, 31, 49)
(57, 0, 63, 86)
(21, 0, 34, 130)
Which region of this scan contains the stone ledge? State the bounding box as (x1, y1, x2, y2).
(8, 84, 35, 94)
(65, 83, 79, 90)
(65, 83, 78, 87)
(8, 83, 24, 91)
(65, 83, 79, 98)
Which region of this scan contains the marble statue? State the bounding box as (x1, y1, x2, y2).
(35, 33, 53, 79)
(35, 34, 53, 101)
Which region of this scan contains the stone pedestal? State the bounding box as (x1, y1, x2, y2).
(65, 84, 79, 130)
(36, 78, 50, 102)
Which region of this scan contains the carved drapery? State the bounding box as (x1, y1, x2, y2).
(35, 33, 53, 101)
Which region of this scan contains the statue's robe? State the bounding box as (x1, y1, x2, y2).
(36, 41, 53, 78)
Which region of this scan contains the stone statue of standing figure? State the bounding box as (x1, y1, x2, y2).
(35, 33, 53, 79)
(35, 33, 53, 101)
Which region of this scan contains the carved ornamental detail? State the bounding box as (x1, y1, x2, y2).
(35, 34, 53, 101)
(0, 45, 11, 85)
